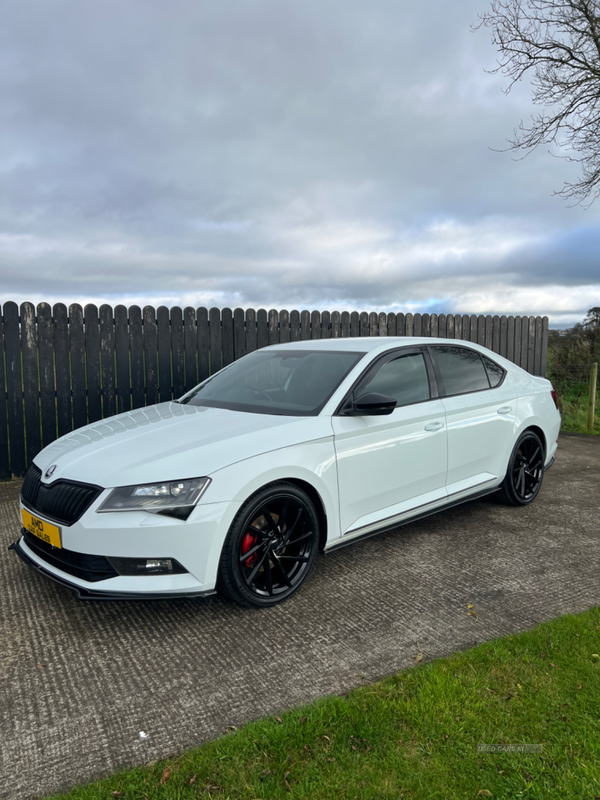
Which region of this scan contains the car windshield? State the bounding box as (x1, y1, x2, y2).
(179, 349, 364, 416)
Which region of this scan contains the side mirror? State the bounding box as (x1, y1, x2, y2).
(353, 392, 397, 416)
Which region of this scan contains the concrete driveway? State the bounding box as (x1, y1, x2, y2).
(1, 432, 599, 799)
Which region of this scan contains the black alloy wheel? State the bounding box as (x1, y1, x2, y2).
(217, 482, 320, 607)
(498, 430, 545, 506)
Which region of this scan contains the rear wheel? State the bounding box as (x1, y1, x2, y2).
(497, 430, 545, 506)
(217, 482, 320, 607)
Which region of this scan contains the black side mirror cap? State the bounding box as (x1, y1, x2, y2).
(353, 392, 397, 416)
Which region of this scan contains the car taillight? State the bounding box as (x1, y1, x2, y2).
(551, 389, 559, 409)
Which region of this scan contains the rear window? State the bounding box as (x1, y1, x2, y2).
(482, 355, 505, 388)
(431, 346, 490, 395)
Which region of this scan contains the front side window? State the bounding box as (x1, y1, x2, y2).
(180, 349, 363, 416)
(359, 352, 430, 407)
(430, 346, 490, 395)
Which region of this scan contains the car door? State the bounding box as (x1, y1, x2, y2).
(332, 348, 448, 535)
(428, 345, 517, 494)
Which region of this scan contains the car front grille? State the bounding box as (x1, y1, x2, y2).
(21, 528, 118, 583)
(21, 464, 102, 526)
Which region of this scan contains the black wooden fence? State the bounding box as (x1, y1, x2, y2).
(0, 302, 549, 479)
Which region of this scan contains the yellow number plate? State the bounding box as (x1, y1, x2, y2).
(21, 508, 62, 549)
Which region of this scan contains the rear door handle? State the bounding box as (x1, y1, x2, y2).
(424, 421, 444, 431)
(497, 406, 512, 415)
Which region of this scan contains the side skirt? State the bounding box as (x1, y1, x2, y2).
(324, 485, 499, 554)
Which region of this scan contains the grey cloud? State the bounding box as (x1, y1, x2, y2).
(1, 0, 599, 324)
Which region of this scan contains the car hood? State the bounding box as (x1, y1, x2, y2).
(33, 403, 330, 489)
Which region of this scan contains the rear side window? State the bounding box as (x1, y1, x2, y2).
(482, 355, 505, 388)
(431, 346, 489, 395)
(360, 353, 430, 407)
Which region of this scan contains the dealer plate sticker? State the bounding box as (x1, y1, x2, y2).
(21, 508, 62, 549)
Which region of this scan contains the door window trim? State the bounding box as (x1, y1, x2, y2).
(334, 346, 440, 416)
(427, 345, 506, 399)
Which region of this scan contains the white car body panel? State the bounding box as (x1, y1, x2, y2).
(441, 383, 518, 490)
(201, 434, 341, 582)
(31, 402, 331, 488)
(516, 387, 561, 464)
(332, 399, 448, 534)
(12, 336, 561, 599)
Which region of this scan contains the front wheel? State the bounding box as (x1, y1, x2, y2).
(497, 430, 545, 506)
(217, 482, 320, 607)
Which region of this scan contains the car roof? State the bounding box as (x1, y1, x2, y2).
(266, 336, 481, 354)
(265, 336, 519, 375)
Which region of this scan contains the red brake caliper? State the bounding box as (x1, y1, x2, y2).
(241, 531, 258, 567)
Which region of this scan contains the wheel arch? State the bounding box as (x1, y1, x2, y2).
(253, 477, 328, 551)
(520, 424, 547, 458)
(497, 422, 547, 506)
(498, 420, 548, 492)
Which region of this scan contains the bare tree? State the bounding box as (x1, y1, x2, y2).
(476, 0, 600, 204)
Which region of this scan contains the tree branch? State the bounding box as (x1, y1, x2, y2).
(476, 0, 600, 202)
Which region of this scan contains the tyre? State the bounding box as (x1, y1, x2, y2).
(217, 482, 320, 607)
(497, 430, 545, 506)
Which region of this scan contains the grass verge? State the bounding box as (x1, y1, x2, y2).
(52, 608, 600, 800)
(555, 382, 600, 435)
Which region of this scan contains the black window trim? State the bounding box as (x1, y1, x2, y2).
(334, 345, 440, 416)
(426, 344, 506, 399)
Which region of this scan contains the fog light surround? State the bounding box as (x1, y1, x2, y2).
(107, 556, 188, 576)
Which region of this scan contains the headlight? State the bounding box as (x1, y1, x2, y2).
(97, 477, 211, 520)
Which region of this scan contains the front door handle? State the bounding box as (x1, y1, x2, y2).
(424, 421, 444, 431)
(497, 406, 512, 415)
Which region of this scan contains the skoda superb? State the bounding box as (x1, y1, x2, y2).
(11, 337, 560, 607)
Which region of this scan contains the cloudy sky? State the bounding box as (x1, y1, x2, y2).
(2, 0, 599, 326)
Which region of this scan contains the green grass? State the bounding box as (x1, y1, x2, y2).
(553, 380, 599, 435)
(51, 608, 600, 800)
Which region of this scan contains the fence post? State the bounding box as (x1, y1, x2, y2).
(540, 316, 549, 377)
(0, 305, 9, 480)
(588, 362, 598, 434)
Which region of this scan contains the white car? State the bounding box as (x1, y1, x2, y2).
(11, 337, 560, 607)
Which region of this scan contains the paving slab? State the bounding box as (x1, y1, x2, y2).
(1, 433, 599, 799)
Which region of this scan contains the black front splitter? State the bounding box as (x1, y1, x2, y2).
(8, 538, 216, 602)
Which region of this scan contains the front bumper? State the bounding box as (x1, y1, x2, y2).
(12, 494, 239, 599)
(9, 537, 216, 601)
